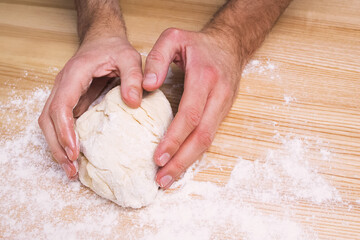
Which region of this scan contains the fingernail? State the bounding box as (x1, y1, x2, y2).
(129, 88, 139, 101)
(61, 163, 74, 178)
(143, 73, 157, 86)
(159, 175, 173, 188)
(158, 153, 170, 166)
(65, 146, 73, 160)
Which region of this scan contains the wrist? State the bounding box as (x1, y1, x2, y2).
(77, 36, 131, 57)
(76, 0, 127, 43)
(201, 0, 292, 68)
(201, 26, 249, 68)
(82, 23, 127, 44)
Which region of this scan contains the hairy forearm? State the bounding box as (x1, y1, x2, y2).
(75, 0, 126, 43)
(203, 0, 292, 66)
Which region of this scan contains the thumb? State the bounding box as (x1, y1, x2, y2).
(117, 50, 143, 108)
(143, 28, 183, 91)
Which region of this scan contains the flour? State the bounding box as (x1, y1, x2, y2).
(0, 64, 353, 239)
(242, 59, 280, 80)
(46, 66, 60, 74)
(139, 51, 148, 57)
(227, 137, 341, 204)
(284, 94, 297, 105)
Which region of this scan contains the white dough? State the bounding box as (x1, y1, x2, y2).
(75, 86, 173, 208)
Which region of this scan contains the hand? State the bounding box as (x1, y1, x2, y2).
(143, 28, 244, 189)
(38, 36, 143, 178)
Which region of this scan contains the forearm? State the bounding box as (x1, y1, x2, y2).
(203, 0, 292, 66)
(74, 0, 126, 43)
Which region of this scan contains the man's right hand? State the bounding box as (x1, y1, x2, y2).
(38, 36, 143, 178)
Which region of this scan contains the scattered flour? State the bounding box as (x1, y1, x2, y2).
(284, 94, 297, 105)
(242, 59, 279, 80)
(140, 51, 148, 57)
(0, 64, 352, 239)
(227, 138, 341, 204)
(46, 66, 60, 74)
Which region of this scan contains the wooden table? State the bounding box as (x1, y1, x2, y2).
(0, 0, 359, 239)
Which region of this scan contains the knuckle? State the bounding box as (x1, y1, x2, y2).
(122, 48, 142, 61)
(184, 107, 201, 129)
(196, 129, 213, 149)
(164, 28, 182, 39)
(38, 113, 46, 128)
(59, 131, 67, 144)
(51, 149, 66, 164)
(147, 49, 166, 64)
(54, 126, 67, 145)
(165, 135, 182, 149)
(48, 103, 70, 144)
(48, 101, 62, 116)
(66, 56, 84, 70)
(172, 160, 187, 174)
(126, 68, 143, 82)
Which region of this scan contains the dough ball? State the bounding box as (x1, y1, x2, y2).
(76, 86, 173, 208)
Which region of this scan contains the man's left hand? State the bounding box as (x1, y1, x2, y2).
(143, 28, 244, 188)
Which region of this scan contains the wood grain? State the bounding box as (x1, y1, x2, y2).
(0, 0, 359, 239)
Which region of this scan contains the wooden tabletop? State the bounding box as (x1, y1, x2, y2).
(0, 0, 359, 239)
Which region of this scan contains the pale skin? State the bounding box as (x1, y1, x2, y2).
(39, 0, 292, 188)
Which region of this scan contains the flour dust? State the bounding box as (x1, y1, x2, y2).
(0, 64, 351, 239)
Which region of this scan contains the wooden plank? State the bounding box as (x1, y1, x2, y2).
(0, 0, 359, 239)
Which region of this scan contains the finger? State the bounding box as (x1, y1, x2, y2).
(143, 28, 183, 91)
(49, 64, 94, 161)
(73, 77, 113, 118)
(117, 51, 143, 108)
(38, 114, 78, 178)
(156, 87, 232, 189)
(154, 67, 215, 167)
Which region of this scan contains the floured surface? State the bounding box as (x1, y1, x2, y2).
(1, 0, 360, 238)
(0, 59, 359, 239)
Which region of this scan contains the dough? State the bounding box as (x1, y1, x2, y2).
(75, 86, 173, 208)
